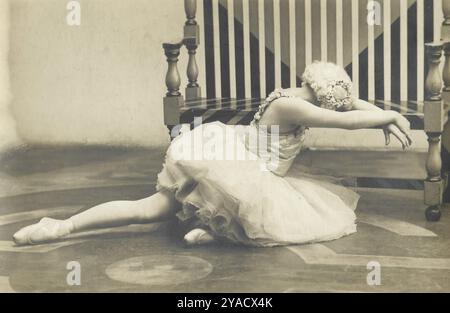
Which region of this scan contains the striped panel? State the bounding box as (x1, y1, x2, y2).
(400, 0, 408, 108)
(280, 0, 291, 88)
(326, 0, 337, 64)
(258, 0, 266, 98)
(320, 0, 328, 61)
(304, 0, 312, 66)
(227, 0, 237, 99)
(289, 0, 297, 88)
(351, 0, 359, 98)
(384, 0, 392, 106)
(342, 0, 352, 79)
(273, 0, 281, 89)
(417, 0, 425, 103)
(434, 0, 442, 41)
(199, 0, 436, 116)
(249, 0, 261, 99)
(242, 0, 251, 99)
(212, 0, 222, 98)
(311, 0, 321, 64)
(295, 0, 306, 85)
(234, 0, 245, 99)
(358, 0, 369, 101)
(197, 0, 207, 98)
(219, 0, 230, 98)
(264, 0, 275, 95)
(367, 0, 375, 101)
(407, 0, 418, 111)
(335, 0, 344, 67)
(203, 0, 215, 98)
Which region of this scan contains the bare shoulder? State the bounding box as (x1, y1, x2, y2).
(271, 96, 350, 128)
(272, 97, 321, 121)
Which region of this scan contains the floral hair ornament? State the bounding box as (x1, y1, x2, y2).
(319, 79, 354, 111)
(301, 61, 355, 111)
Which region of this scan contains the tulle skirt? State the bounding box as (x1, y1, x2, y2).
(156, 122, 359, 247)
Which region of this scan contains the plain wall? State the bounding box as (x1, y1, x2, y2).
(0, 0, 21, 152)
(9, 0, 189, 148)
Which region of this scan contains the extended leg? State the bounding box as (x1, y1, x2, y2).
(69, 190, 179, 232)
(13, 190, 179, 245)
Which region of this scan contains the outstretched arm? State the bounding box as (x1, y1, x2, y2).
(350, 98, 383, 112)
(276, 97, 410, 133)
(350, 99, 412, 148)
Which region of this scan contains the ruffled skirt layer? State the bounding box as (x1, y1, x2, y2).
(156, 122, 359, 247)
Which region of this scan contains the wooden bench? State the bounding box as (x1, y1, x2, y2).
(161, 0, 450, 221)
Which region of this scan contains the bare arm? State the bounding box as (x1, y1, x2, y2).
(276, 97, 398, 130)
(351, 99, 383, 112)
(350, 99, 412, 148)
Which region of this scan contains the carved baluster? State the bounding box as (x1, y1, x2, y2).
(426, 43, 444, 101)
(424, 43, 444, 221)
(185, 0, 197, 25)
(185, 38, 201, 100)
(163, 43, 184, 140)
(184, 0, 200, 42)
(184, 0, 201, 101)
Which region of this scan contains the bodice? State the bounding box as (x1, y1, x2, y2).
(244, 88, 308, 177)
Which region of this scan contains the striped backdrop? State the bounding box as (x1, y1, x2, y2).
(197, 0, 441, 113)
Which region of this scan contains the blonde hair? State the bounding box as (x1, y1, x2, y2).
(301, 61, 354, 110)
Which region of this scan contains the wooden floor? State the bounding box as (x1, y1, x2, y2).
(0, 146, 448, 292)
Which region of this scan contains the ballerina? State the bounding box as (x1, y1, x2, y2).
(13, 61, 412, 247)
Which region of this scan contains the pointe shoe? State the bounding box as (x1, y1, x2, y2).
(183, 228, 216, 246)
(13, 217, 74, 246)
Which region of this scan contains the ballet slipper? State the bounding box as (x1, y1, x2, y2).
(13, 217, 74, 246)
(183, 228, 216, 246)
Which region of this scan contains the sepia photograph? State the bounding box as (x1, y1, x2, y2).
(0, 0, 449, 297)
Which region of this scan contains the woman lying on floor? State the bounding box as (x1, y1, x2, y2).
(13, 61, 412, 247)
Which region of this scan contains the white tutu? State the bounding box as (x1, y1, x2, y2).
(156, 121, 359, 247)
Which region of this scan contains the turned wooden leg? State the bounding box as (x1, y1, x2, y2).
(441, 135, 450, 202)
(163, 42, 184, 142)
(425, 132, 444, 221)
(424, 43, 444, 222)
(442, 43, 450, 203)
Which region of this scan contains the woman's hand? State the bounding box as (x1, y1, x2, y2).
(383, 123, 413, 150)
(386, 111, 413, 145)
(345, 101, 412, 148)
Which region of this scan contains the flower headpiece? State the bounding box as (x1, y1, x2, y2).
(301, 61, 355, 111)
(318, 79, 354, 111)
